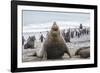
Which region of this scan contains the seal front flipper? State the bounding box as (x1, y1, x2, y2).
(42, 51, 47, 60)
(63, 43, 71, 58)
(64, 47, 71, 58)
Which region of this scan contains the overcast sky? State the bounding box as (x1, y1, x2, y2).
(22, 10, 90, 26)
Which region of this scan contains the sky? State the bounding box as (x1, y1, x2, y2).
(22, 10, 90, 26)
(22, 10, 90, 32)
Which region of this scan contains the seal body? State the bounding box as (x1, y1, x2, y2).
(45, 39, 66, 59)
(75, 47, 90, 58)
(43, 22, 71, 60)
(24, 36, 36, 49)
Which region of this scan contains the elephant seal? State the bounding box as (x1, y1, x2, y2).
(24, 35, 36, 49)
(40, 22, 71, 60)
(75, 47, 90, 58)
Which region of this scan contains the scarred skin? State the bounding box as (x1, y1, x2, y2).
(42, 22, 71, 60)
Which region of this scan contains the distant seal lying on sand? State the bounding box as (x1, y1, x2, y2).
(38, 22, 71, 60)
(75, 47, 90, 58)
(24, 36, 36, 49)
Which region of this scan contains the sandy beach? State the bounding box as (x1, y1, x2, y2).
(22, 34, 90, 62)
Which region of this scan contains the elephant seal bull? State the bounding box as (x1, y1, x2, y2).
(40, 22, 71, 60)
(24, 35, 36, 49)
(75, 47, 90, 58)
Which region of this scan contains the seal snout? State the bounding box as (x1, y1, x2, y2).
(51, 22, 59, 37)
(51, 22, 59, 31)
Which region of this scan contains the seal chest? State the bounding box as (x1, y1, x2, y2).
(46, 41, 65, 59)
